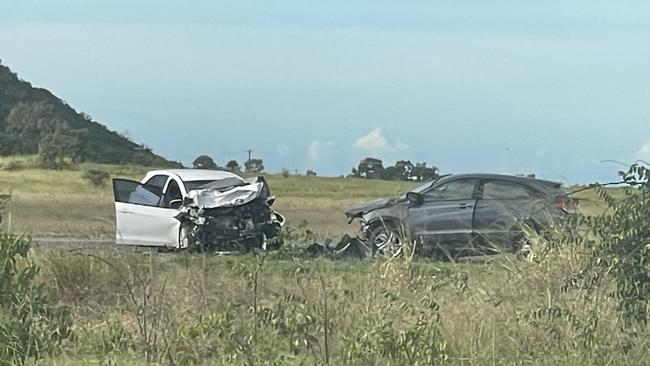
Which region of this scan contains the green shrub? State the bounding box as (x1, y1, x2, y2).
(0, 234, 73, 365)
(2, 160, 25, 172)
(566, 164, 650, 326)
(82, 169, 110, 187)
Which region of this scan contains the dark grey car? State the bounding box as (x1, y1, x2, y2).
(345, 174, 572, 258)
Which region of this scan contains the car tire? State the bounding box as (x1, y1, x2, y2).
(179, 222, 199, 251)
(368, 223, 404, 258)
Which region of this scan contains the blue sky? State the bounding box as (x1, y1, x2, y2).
(1, 0, 649, 183)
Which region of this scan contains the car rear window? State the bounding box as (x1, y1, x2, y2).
(483, 181, 534, 200)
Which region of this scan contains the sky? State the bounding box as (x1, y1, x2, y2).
(1, 0, 650, 184)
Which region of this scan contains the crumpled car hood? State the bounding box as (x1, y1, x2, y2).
(345, 197, 401, 219)
(186, 181, 266, 209)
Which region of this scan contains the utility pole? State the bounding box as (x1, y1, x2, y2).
(246, 149, 253, 162)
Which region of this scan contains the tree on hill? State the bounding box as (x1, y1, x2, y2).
(193, 155, 218, 170)
(0, 61, 177, 167)
(38, 122, 87, 168)
(5, 102, 87, 167)
(245, 159, 265, 174)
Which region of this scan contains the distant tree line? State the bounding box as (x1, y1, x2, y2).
(192, 154, 437, 181)
(192, 155, 265, 174)
(351, 157, 439, 182)
(192, 155, 323, 177)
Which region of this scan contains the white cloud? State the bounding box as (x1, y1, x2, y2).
(354, 127, 408, 154)
(636, 140, 650, 161)
(308, 140, 334, 162)
(355, 127, 391, 152)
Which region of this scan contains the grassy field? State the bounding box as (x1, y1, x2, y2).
(0, 158, 417, 239)
(1, 158, 647, 365)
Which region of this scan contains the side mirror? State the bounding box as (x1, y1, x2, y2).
(406, 192, 424, 206)
(169, 199, 183, 209)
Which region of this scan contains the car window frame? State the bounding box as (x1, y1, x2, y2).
(161, 178, 184, 208)
(422, 178, 480, 201)
(144, 174, 169, 190)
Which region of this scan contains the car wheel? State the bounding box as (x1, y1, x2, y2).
(369, 224, 404, 258)
(179, 222, 197, 251)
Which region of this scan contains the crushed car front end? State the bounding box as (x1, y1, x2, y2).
(345, 197, 410, 244)
(176, 177, 285, 251)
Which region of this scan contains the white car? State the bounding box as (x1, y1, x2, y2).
(112, 169, 285, 251)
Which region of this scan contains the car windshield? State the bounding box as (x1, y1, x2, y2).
(409, 180, 438, 194)
(408, 175, 449, 195)
(184, 177, 247, 192)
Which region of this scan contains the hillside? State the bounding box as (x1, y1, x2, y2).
(0, 61, 177, 166)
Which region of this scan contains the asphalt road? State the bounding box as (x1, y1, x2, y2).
(31, 237, 147, 252)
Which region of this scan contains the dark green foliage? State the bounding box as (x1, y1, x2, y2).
(353, 157, 439, 182)
(0, 62, 176, 167)
(192, 155, 218, 170)
(0, 234, 73, 365)
(81, 169, 110, 187)
(225, 160, 241, 172)
(306, 170, 317, 177)
(245, 158, 265, 173)
(0, 194, 8, 226)
(411, 162, 439, 182)
(561, 163, 650, 331)
(356, 157, 385, 179)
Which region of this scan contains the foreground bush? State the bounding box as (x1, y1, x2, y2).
(0, 234, 72, 365)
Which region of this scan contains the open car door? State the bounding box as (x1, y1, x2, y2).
(112, 179, 180, 247)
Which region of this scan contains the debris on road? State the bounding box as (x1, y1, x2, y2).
(305, 234, 372, 259)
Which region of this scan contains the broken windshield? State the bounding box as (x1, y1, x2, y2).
(184, 177, 248, 193)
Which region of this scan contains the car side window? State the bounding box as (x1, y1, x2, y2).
(144, 175, 168, 190)
(162, 180, 183, 208)
(425, 180, 476, 200)
(482, 181, 533, 200)
(113, 179, 163, 207)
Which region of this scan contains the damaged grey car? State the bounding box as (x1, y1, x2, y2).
(112, 169, 285, 252)
(346, 174, 574, 258)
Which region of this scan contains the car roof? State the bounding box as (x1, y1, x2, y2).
(438, 173, 563, 190)
(145, 169, 244, 182)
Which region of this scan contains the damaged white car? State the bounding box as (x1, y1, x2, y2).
(112, 169, 285, 251)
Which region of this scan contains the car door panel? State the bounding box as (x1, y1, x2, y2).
(113, 179, 180, 247)
(474, 180, 541, 250)
(407, 179, 478, 252)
